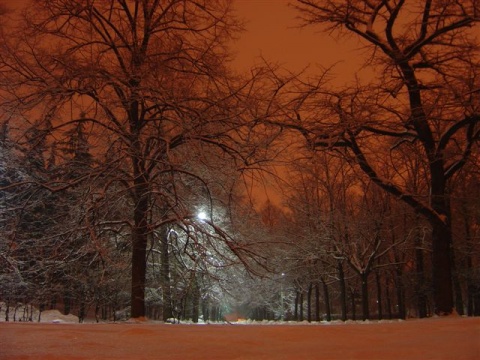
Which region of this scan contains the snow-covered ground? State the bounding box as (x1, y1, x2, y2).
(0, 315, 479, 359)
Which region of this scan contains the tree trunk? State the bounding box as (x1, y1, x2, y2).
(94, 293, 100, 323)
(386, 284, 393, 319)
(361, 272, 370, 321)
(431, 218, 454, 315)
(299, 292, 304, 321)
(201, 298, 209, 322)
(322, 279, 331, 322)
(350, 289, 356, 321)
(394, 266, 406, 319)
(414, 214, 428, 318)
(451, 249, 464, 316)
(315, 283, 320, 321)
(375, 270, 383, 320)
(63, 292, 71, 315)
(5, 300, 10, 322)
(338, 261, 347, 321)
(400, 53, 454, 316)
(79, 299, 85, 323)
(466, 254, 480, 316)
(160, 228, 173, 321)
(307, 283, 312, 322)
(130, 181, 149, 319)
(294, 291, 299, 321)
(211, 305, 218, 322)
(192, 276, 200, 323)
(415, 245, 428, 318)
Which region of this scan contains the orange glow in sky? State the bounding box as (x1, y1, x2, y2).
(233, 0, 363, 83)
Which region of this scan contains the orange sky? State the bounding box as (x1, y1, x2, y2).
(232, 0, 365, 206)
(232, 0, 363, 83)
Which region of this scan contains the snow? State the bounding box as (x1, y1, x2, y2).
(1, 316, 479, 359)
(39, 309, 80, 324)
(0, 304, 80, 324)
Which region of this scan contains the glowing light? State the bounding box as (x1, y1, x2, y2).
(197, 211, 207, 221)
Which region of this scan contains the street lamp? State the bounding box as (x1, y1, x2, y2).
(197, 211, 207, 221)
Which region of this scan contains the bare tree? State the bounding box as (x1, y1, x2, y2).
(283, 0, 480, 315)
(0, 0, 271, 318)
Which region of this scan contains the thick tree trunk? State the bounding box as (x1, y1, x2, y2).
(130, 182, 149, 319)
(315, 283, 320, 321)
(394, 61, 455, 316)
(431, 219, 454, 315)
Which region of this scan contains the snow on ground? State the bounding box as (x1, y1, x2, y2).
(0, 303, 79, 324)
(0, 316, 479, 359)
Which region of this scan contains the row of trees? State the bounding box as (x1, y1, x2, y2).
(1, 0, 479, 322)
(254, 152, 479, 321)
(274, 0, 480, 316)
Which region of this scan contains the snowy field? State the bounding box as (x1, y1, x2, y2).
(0, 314, 479, 359)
